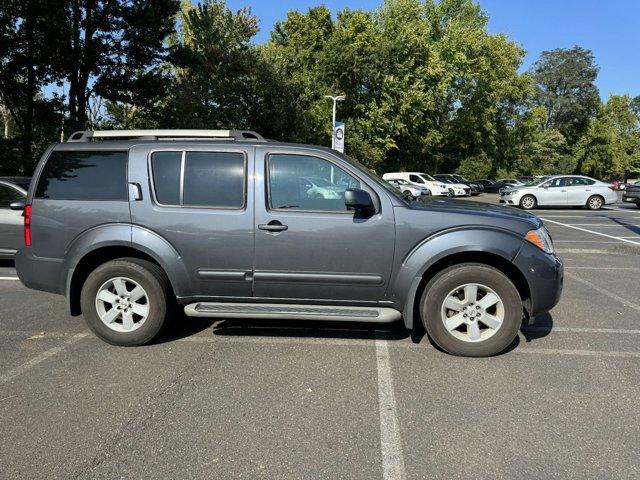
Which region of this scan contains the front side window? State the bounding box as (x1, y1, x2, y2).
(0, 185, 24, 208)
(268, 154, 360, 212)
(409, 175, 424, 184)
(150, 151, 245, 208)
(541, 178, 565, 188)
(36, 150, 128, 200)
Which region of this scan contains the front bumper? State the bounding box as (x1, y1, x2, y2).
(622, 191, 640, 203)
(513, 241, 563, 317)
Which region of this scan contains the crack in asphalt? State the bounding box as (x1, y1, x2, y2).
(71, 347, 213, 479)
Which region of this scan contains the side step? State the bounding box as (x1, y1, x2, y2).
(184, 302, 402, 323)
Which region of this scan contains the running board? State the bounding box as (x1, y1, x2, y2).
(183, 302, 402, 323)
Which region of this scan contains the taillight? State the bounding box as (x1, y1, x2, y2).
(24, 204, 32, 246)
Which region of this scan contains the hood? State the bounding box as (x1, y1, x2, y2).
(626, 183, 640, 192)
(405, 197, 541, 234)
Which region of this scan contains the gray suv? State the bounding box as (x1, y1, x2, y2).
(14, 130, 563, 357)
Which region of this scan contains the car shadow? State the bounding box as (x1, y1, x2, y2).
(154, 309, 552, 352)
(608, 216, 640, 235)
(153, 309, 415, 344)
(0, 259, 15, 268)
(519, 312, 554, 342)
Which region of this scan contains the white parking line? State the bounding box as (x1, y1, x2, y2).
(564, 224, 640, 227)
(565, 272, 640, 312)
(0, 332, 89, 384)
(0, 276, 19, 281)
(516, 348, 640, 358)
(524, 326, 640, 334)
(541, 217, 640, 246)
(566, 266, 640, 271)
(375, 338, 406, 480)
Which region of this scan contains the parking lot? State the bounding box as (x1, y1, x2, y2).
(1, 195, 639, 479)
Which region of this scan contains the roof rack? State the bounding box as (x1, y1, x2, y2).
(66, 129, 266, 143)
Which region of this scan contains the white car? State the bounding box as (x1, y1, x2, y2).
(382, 172, 451, 196)
(499, 175, 618, 210)
(386, 179, 430, 198)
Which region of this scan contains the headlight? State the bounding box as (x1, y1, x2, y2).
(525, 227, 554, 254)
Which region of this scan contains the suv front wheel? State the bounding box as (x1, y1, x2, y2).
(80, 258, 171, 346)
(420, 263, 522, 357)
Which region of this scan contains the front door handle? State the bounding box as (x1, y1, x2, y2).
(258, 221, 288, 232)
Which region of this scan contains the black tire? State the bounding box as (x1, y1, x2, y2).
(447, 188, 454, 197)
(636, 200, 640, 209)
(519, 194, 537, 210)
(80, 258, 171, 346)
(586, 195, 604, 210)
(420, 263, 522, 357)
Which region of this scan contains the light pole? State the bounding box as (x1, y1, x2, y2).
(324, 95, 345, 149)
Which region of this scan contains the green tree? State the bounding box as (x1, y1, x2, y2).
(530, 46, 600, 148)
(61, 0, 179, 131)
(162, 0, 260, 129)
(574, 95, 640, 179)
(0, 0, 66, 163)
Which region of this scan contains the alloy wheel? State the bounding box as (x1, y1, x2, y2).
(440, 283, 505, 343)
(588, 196, 603, 210)
(95, 277, 150, 332)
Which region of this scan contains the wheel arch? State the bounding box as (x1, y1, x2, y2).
(64, 225, 189, 316)
(394, 229, 531, 329)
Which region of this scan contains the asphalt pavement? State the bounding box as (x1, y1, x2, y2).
(0, 195, 639, 479)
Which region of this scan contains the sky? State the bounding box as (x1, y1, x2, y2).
(224, 0, 640, 99)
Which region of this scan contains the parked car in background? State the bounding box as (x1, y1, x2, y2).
(0, 179, 28, 258)
(497, 178, 525, 187)
(477, 179, 523, 193)
(500, 175, 617, 210)
(0, 176, 31, 190)
(430, 174, 471, 196)
(14, 129, 563, 357)
(382, 172, 449, 196)
(443, 174, 484, 195)
(387, 179, 430, 199)
(622, 180, 640, 208)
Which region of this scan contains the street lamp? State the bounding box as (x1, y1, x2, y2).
(324, 95, 345, 149)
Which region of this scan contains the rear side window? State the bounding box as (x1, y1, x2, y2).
(36, 151, 128, 200)
(150, 152, 182, 205)
(150, 151, 245, 208)
(183, 152, 245, 207)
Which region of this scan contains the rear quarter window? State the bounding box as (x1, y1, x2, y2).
(36, 151, 128, 201)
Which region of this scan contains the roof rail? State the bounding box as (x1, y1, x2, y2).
(66, 129, 266, 143)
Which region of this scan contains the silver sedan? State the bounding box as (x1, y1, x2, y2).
(499, 175, 618, 210)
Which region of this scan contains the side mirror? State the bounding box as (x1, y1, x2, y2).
(344, 188, 374, 213)
(10, 200, 26, 211)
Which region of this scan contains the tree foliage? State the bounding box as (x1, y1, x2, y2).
(1, 0, 638, 181)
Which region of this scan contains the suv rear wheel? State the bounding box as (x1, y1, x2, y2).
(420, 263, 522, 357)
(80, 258, 171, 346)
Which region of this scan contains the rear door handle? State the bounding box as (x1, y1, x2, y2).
(258, 221, 288, 232)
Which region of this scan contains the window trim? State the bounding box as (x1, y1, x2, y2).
(148, 148, 247, 210)
(265, 152, 362, 215)
(34, 150, 129, 201)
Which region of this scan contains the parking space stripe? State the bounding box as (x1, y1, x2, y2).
(565, 272, 640, 312)
(541, 217, 640, 246)
(375, 338, 406, 480)
(515, 348, 640, 358)
(566, 266, 640, 271)
(0, 332, 89, 384)
(524, 326, 640, 334)
(0, 277, 19, 281)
